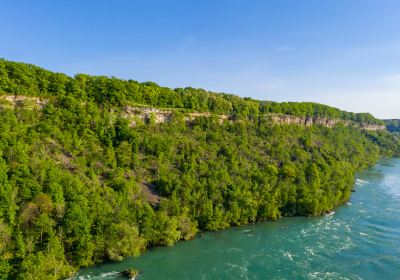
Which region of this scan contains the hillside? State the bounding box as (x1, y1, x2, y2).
(385, 119, 400, 133)
(0, 59, 385, 124)
(0, 59, 399, 279)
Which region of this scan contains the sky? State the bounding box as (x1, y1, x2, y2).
(1, 0, 400, 118)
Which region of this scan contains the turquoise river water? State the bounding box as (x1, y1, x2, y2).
(74, 159, 400, 279)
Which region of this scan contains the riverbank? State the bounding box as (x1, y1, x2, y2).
(75, 159, 400, 280)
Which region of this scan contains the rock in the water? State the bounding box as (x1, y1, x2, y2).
(122, 268, 139, 279)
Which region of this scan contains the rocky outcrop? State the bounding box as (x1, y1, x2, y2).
(265, 114, 385, 131)
(0, 95, 386, 131)
(122, 106, 230, 127)
(140, 182, 162, 205)
(359, 124, 386, 131)
(267, 114, 342, 128)
(122, 106, 173, 126)
(119, 107, 387, 131)
(0, 95, 48, 108)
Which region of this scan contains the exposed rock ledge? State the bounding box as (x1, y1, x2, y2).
(0, 95, 48, 108)
(359, 124, 387, 131)
(121, 106, 230, 127)
(267, 114, 341, 128)
(0, 95, 386, 131)
(121, 106, 385, 131)
(266, 114, 386, 131)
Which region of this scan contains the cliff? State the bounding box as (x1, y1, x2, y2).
(266, 114, 386, 131)
(121, 105, 386, 131)
(0, 94, 48, 108)
(121, 106, 230, 126)
(0, 95, 386, 131)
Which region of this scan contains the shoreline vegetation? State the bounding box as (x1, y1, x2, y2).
(0, 59, 399, 279)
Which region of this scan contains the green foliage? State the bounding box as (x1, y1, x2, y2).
(105, 223, 145, 261)
(0, 59, 384, 125)
(260, 101, 384, 125)
(17, 235, 73, 280)
(385, 119, 400, 133)
(0, 59, 398, 279)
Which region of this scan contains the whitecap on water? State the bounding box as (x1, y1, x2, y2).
(355, 179, 368, 185)
(338, 237, 354, 252)
(325, 211, 335, 216)
(305, 247, 316, 256)
(73, 275, 93, 280)
(225, 262, 249, 278)
(73, 271, 122, 280)
(283, 251, 294, 261)
(227, 247, 242, 253)
(301, 228, 309, 236)
(317, 241, 326, 249)
(308, 271, 351, 280)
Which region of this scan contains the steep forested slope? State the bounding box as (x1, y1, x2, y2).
(385, 119, 400, 133)
(0, 59, 399, 279)
(0, 59, 384, 124)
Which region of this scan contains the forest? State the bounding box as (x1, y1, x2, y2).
(385, 119, 400, 133)
(0, 59, 399, 279)
(0, 59, 383, 124)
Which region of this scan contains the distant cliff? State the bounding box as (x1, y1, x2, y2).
(267, 114, 386, 131)
(121, 106, 229, 126)
(121, 105, 386, 131)
(0, 96, 387, 131)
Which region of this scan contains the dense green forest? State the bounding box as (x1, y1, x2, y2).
(0, 59, 383, 124)
(0, 59, 399, 279)
(385, 119, 400, 133)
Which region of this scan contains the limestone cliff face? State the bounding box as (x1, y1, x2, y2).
(359, 124, 386, 131)
(266, 114, 385, 131)
(0, 95, 386, 131)
(121, 107, 386, 131)
(120, 107, 386, 131)
(267, 114, 341, 128)
(122, 106, 173, 126)
(0, 95, 48, 108)
(122, 106, 229, 127)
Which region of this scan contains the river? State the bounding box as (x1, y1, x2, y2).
(74, 159, 400, 279)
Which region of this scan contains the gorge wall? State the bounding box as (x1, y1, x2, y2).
(0, 95, 386, 131)
(266, 114, 386, 131)
(122, 105, 386, 131)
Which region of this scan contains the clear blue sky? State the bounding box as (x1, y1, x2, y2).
(1, 0, 400, 118)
